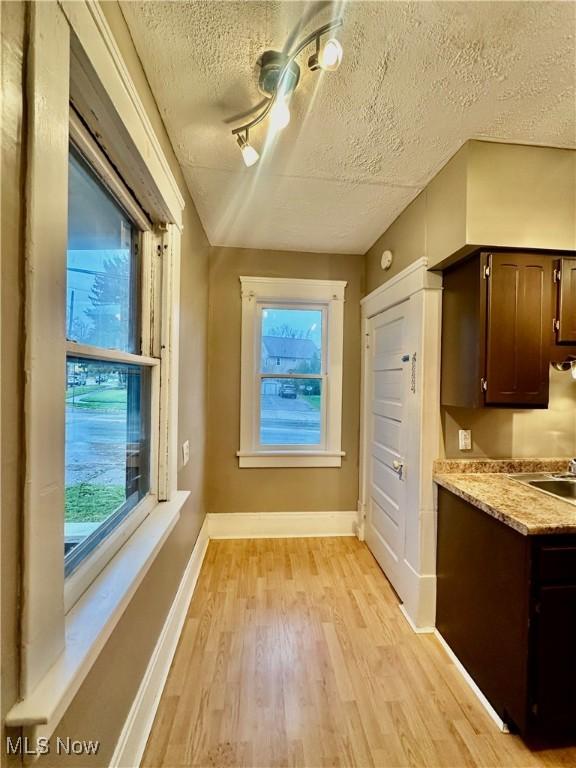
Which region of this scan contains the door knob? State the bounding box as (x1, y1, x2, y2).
(392, 459, 404, 479)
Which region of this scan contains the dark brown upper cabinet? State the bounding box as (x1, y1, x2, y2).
(441, 251, 554, 408)
(553, 257, 576, 345)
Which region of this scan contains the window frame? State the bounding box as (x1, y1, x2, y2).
(238, 277, 347, 468)
(63, 118, 163, 609)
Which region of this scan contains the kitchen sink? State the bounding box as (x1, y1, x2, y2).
(508, 472, 576, 506)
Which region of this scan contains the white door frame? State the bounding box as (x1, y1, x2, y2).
(358, 258, 443, 629)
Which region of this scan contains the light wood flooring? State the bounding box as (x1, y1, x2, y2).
(143, 537, 576, 767)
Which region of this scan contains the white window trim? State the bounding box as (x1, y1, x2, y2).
(238, 277, 347, 468)
(8, 0, 185, 738)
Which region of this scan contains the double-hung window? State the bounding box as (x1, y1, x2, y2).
(238, 277, 346, 468)
(64, 120, 161, 604)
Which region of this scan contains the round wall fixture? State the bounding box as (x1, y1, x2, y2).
(381, 250, 393, 271)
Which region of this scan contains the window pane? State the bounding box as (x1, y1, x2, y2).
(65, 358, 151, 575)
(261, 308, 322, 374)
(67, 147, 139, 352)
(260, 377, 322, 445)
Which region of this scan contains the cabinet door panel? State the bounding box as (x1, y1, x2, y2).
(486, 254, 552, 406)
(533, 585, 576, 737)
(556, 257, 576, 344)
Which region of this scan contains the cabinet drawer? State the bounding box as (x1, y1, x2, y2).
(538, 547, 576, 583)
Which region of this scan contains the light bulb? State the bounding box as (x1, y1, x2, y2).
(318, 38, 343, 71)
(237, 134, 259, 167)
(241, 143, 259, 167)
(270, 98, 291, 132)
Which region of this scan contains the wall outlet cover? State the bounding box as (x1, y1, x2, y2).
(458, 430, 472, 451)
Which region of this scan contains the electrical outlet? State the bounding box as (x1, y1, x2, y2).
(458, 430, 472, 451)
(182, 440, 190, 466)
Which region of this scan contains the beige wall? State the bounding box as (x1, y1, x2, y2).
(1, 4, 26, 765)
(467, 141, 576, 253)
(1, 2, 209, 765)
(443, 369, 576, 459)
(365, 191, 427, 294)
(365, 140, 576, 295)
(207, 247, 364, 514)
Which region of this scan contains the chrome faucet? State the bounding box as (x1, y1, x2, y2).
(569, 459, 576, 475)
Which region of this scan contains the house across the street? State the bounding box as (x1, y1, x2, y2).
(261, 335, 319, 374)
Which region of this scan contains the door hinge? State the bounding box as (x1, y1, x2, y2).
(553, 318, 560, 332)
(481, 377, 488, 392)
(553, 267, 561, 283)
(483, 265, 491, 279)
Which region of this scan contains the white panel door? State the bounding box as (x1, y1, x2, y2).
(365, 301, 409, 596)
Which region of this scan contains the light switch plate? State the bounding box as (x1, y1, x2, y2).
(458, 430, 472, 451)
(182, 440, 190, 466)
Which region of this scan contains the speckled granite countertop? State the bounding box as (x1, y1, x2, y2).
(433, 458, 575, 536)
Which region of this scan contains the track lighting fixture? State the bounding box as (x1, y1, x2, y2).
(232, 18, 344, 166)
(236, 133, 260, 167)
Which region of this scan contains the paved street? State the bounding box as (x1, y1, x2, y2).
(260, 394, 320, 445)
(66, 406, 127, 486)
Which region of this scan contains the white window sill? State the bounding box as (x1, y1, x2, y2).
(237, 451, 345, 468)
(6, 491, 189, 738)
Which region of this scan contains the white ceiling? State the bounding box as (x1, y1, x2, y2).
(121, 1, 576, 254)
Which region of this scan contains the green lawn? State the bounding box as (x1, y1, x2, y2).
(301, 395, 321, 410)
(69, 387, 127, 411)
(66, 483, 125, 522)
(66, 384, 102, 400)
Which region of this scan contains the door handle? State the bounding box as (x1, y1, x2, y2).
(392, 460, 404, 479)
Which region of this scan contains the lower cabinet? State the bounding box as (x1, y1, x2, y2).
(437, 487, 576, 742)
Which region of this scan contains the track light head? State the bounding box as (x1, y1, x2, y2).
(308, 37, 343, 72)
(269, 98, 291, 133)
(237, 134, 259, 167)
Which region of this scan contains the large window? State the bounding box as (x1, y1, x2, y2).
(65, 142, 158, 581)
(238, 277, 346, 468)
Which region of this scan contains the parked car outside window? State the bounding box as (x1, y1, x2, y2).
(279, 382, 297, 399)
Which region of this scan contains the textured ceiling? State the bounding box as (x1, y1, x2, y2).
(121, 1, 576, 254)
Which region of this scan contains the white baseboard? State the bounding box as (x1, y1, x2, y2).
(399, 559, 437, 629)
(110, 518, 210, 768)
(434, 630, 510, 734)
(206, 510, 358, 539)
(398, 604, 435, 634)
